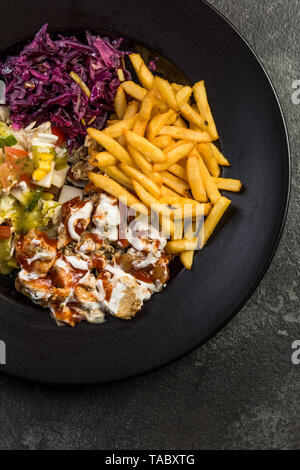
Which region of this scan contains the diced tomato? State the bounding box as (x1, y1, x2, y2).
(0, 226, 11, 240)
(51, 127, 66, 146)
(0, 153, 33, 191)
(4, 147, 28, 158)
(18, 173, 35, 189)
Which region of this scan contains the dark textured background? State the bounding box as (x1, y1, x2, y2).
(0, 0, 299, 450)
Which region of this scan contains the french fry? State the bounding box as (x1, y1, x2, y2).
(107, 119, 120, 126)
(193, 81, 219, 140)
(172, 83, 183, 92)
(129, 54, 155, 90)
(100, 165, 134, 191)
(176, 86, 193, 107)
(92, 151, 117, 167)
(174, 116, 188, 128)
(163, 139, 188, 154)
(151, 135, 173, 149)
(87, 128, 133, 165)
(161, 184, 182, 198)
(171, 203, 204, 220)
(180, 249, 194, 269)
(168, 163, 188, 181)
(148, 89, 169, 113)
(124, 130, 166, 163)
(197, 152, 221, 205)
(198, 143, 221, 177)
(166, 239, 198, 254)
(133, 93, 155, 136)
(166, 112, 178, 125)
(132, 180, 171, 218)
(129, 53, 143, 70)
(120, 163, 162, 199)
(189, 121, 199, 131)
(213, 177, 242, 192)
(153, 141, 194, 172)
(114, 86, 127, 119)
(128, 143, 152, 172)
(88, 173, 148, 215)
(139, 93, 155, 122)
(162, 196, 212, 216)
(160, 214, 175, 239)
(161, 171, 190, 196)
(209, 143, 230, 166)
(116, 135, 126, 147)
(158, 126, 211, 142)
(146, 110, 176, 141)
(139, 63, 156, 91)
(123, 100, 140, 119)
(186, 152, 207, 202)
(132, 119, 147, 137)
(180, 222, 195, 269)
(122, 81, 147, 101)
(103, 115, 137, 138)
(180, 103, 208, 132)
(173, 215, 184, 240)
(155, 76, 179, 111)
(127, 144, 163, 186)
(151, 172, 164, 186)
(203, 196, 231, 245)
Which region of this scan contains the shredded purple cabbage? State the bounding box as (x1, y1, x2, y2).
(0, 24, 131, 149)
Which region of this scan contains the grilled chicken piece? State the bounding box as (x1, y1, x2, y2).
(15, 275, 53, 307)
(52, 303, 104, 326)
(16, 229, 57, 275)
(76, 232, 103, 254)
(68, 144, 88, 164)
(50, 305, 85, 327)
(51, 272, 103, 326)
(67, 160, 94, 187)
(57, 223, 71, 250)
(97, 267, 152, 320)
(116, 288, 143, 320)
(58, 197, 93, 249)
(127, 217, 166, 253)
(116, 248, 169, 286)
(76, 232, 115, 264)
(150, 259, 169, 286)
(74, 284, 99, 303)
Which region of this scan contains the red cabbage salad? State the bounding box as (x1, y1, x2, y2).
(0, 25, 132, 275)
(0, 24, 131, 149)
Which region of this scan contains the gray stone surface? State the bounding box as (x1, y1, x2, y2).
(0, 0, 299, 450)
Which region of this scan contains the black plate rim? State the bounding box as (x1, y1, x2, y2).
(0, 0, 291, 385)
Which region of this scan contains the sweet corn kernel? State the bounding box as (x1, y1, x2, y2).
(39, 153, 54, 161)
(42, 192, 54, 200)
(32, 169, 47, 181)
(39, 161, 52, 171)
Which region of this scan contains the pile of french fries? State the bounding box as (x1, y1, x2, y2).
(87, 53, 242, 270)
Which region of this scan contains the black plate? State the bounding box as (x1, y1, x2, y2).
(0, 0, 290, 384)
